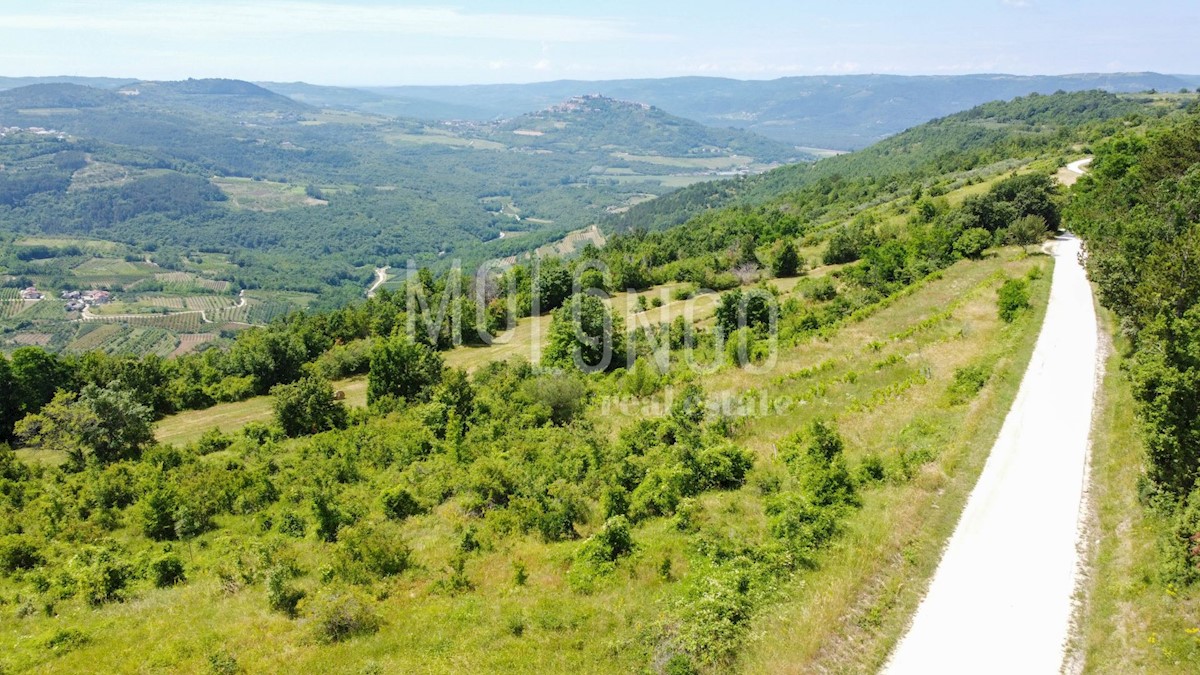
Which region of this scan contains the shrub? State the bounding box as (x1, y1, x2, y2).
(578, 516, 635, 565)
(857, 454, 887, 484)
(946, 364, 993, 404)
(0, 535, 43, 575)
(804, 277, 837, 302)
(600, 484, 630, 519)
(41, 628, 90, 653)
(137, 488, 179, 541)
(271, 377, 348, 438)
(276, 511, 307, 538)
(148, 553, 186, 588)
(380, 487, 423, 521)
(695, 443, 754, 490)
(954, 227, 992, 259)
(997, 278, 1030, 322)
(304, 589, 382, 643)
(65, 546, 133, 606)
(333, 522, 412, 584)
(266, 566, 305, 617)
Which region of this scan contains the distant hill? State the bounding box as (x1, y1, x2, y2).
(480, 95, 805, 162)
(117, 78, 310, 116)
(0, 75, 138, 91)
(292, 72, 1193, 149)
(260, 81, 491, 120)
(0, 82, 123, 109)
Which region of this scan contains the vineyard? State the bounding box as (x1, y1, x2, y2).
(87, 326, 177, 357)
(151, 271, 231, 293)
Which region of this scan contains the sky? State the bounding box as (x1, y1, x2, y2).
(0, 0, 1196, 86)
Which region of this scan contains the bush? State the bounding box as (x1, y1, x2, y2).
(803, 277, 837, 302)
(0, 535, 43, 575)
(271, 376, 347, 438)
(195, 428, 233, 455)
(65, 546, 132, 606)
(148, 553, 186, 588)
(946, 364, 993, 404)
(304, 589, 382, 643)
(954, 227, 992, 260)
(997, 278, 1030, 322)
(578, 516, 635, 565)
(266, 566, 305, 617)
(380, 487, 423, 521)
(695, 443, 754, 490)
(333, 522, 412, 584)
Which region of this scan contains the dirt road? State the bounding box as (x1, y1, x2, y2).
(884, 235, 1099, 674)
(1056, 157, 1093, 187)
(367, 266, 389, 298)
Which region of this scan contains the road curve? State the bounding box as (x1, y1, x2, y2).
(884, 235, 1099, 674)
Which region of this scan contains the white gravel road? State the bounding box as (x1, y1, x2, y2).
(884, 235, 1099, 674)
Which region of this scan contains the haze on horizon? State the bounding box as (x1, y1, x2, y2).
(0, 0, 1197, 87)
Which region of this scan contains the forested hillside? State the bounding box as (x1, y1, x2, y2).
(608, 89, 1144, 233)
(0, 89, 1175, 673)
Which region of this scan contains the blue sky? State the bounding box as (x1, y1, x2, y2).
(0, 0, 1196, 85)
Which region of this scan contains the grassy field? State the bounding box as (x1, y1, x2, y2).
(154, 377, 369, 445)
(384, 129, 506, 150)
(212, 177, 327, 211)
(611, 152, 755, 170)
(1071, 308, 1200, 672)
(736, 251, 1052, 672)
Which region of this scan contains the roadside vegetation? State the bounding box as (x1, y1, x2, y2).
(1070, 101, 1200, 671)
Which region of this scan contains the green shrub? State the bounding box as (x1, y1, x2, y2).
(695, 443, 754, 490)
(997, 278, 1030, 322)
(946, 364, 993, 404)
(148, 553, 186, 588)
(578, 516, 635, 565)
(600, 484, 629, 519)
(137, 487, 179, 541)
(380, 487, 422, 521)
(206, 650, 241, 675)
(195, 428, 233, 456)
(857, 454, 887, 484)
(266, 566, 305, 618)
(65, 546, 132, 606)
(276, 511, 307, 538)
(954, 227, 993, 259)
(803, 277, 837, 302)
(304, 588, 382, 643)
(333, 522, 411, 584)
(0, 535, 43, 575)
(41, 628, 90, 653)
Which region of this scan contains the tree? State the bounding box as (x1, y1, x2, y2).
(542, 293, 626, 372)
(367, 334, 444, 406)
(997, 278, 1030, 322)
(954, 227, 993, 260)
(16, 384, 153, 468)
(1005, 214, 1050, 248)
(534, 258, 572, 314)
(10, 347, 73, 416)
(0, 356, 21, 443)
(271, 376, 348, 437)
(715, 288, 774, 336)
(770, 239, 803, 278)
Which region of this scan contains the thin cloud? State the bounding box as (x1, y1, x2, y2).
(0, 1, 663, 43)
